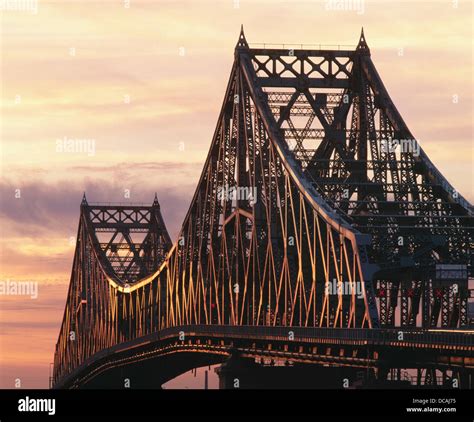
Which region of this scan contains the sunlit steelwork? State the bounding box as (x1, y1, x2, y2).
(53, 29, 473, 389)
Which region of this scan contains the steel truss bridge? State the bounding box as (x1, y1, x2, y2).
(53, 29, 474, 389)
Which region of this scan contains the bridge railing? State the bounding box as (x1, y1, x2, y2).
(158, 325, 474, 348)
(248, 43, 356, 50)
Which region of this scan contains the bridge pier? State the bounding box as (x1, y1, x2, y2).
(215, 353, 370, 389)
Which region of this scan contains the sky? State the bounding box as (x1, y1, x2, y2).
(0, 0, 473, 388)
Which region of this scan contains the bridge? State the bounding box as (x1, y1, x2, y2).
(53, 28, 474, 389)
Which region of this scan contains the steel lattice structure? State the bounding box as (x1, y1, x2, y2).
(53, 29, 473, 388)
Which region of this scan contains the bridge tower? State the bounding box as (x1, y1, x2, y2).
(53, 29, 473, 389)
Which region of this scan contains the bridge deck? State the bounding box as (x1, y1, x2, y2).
(54, 325, 474, 389)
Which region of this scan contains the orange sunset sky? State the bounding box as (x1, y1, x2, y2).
(0, 0, 473, 388)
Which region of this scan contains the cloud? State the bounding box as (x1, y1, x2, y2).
(0, 172, 197, 292)
(0, 0, 472, 390)
(0, 170, 197, 239)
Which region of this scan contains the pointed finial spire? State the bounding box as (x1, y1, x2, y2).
(81, 192, 88, 206)
(235, 24, 249, 50)
(152, 192, 160, 208)
(356, 27, 370, 53)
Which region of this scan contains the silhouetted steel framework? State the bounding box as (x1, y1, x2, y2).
(53, 29, 473, 389)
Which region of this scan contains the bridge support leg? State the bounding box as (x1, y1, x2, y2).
(215, 353, 365, 389)
(457, 369, 473, 389)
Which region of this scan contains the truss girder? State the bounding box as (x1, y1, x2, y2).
(53, 31, 473, 387)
